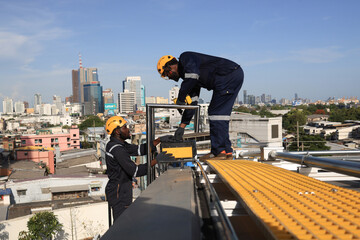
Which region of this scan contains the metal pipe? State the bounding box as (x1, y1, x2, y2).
(196, 161, 238, 240)
(287, 150, 360, 156)
(270, 151, 360, 178)
(238, 149, 261, 157)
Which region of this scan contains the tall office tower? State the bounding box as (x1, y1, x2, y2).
(266, 95, 272, 103)
(83, 81, 104, 115)
(141, 85, 145, 108)
(103, 89, 114, 104)
(79, 67, 98, 103)
(261, 94, 266, 103)
(72, 69, 79, 103)
(295, 93, 298, 101)
(72, 54, 99, 103)
(23, 101, 29, 109)
(2, 97, 13, 114)
(248, 95, 256, 105)
(53, 95, 63, 114)
(118, 90, 136, 113)
(14, 101, 25, 113)
(34, 93, 42, 108)
(243, 90, 247, 104)
(169, 86, 180, 103)
(123, 76, 141, 110)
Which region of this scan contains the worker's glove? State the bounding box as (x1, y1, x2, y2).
(160, 135, 176, 142)
(174, 127, 185, 141)
(150, 141, 157, 153)
(155, 151, 176, 163)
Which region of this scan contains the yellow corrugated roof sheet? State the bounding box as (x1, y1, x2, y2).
(207, 160, 360, 240)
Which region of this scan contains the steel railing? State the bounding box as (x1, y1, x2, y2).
(146, 103, 200, 185)
(270, 151, 360, 178)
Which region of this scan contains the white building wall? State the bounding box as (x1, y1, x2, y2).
(1, 202, 109, 240)
(230, 114, 283, 147)
(5, 177, 108, 204)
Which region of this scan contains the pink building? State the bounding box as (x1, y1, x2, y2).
(16, 148, 55, 174)
(20, 127, 80, 151)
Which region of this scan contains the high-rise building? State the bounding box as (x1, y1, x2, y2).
(34, 93, 42, 109)
(169, 86, 179, 104)
(118, 90, 136, 113)
(261, 94, 266, 103)
(72, 69, 79, 103)
(243, 90, 247, 105)
(53, 95, 63, 114)
(2, 97, 13, 114)
(83, 81, 104, 115)
(79, 67, 98, 103)
(103, 89, 114, 104)
(14, 101, 25, 113)
(141, 85, 146, 107)
(23, 101, 29, 109)
(123, 76, 142, 110)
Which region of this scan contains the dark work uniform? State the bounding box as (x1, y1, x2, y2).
(105, 136, 148, 221)
(177, 51, 244, 156)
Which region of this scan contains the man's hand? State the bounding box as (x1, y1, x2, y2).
(155, 151, 176, 163)
(160, 135, 175, 142)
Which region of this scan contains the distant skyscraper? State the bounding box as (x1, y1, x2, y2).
(53, 95, 63, 114)
(83, 81, 104, 115)
(118, 90, 136, 113)
(2, 97, 13, 114)
(141, 85, 145, 107)
(103, 89, 114, 104)
(14, 101, 25, 113)
(243, 90, 247, 104)
(295, 93, 298, 101)
(23, 101, 29, 109)
(261, 93, 266, 103)
(72, 69, 79, 103)
(34, 93, 42, 108)
(169, 86, 180, 104)
(123, 76, 142, 110)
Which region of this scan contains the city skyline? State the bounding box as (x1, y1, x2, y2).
(1, 0, 360, 110)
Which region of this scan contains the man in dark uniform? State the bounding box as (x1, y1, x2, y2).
(105, 116, 174, 221)
(157, 52, 244, 160)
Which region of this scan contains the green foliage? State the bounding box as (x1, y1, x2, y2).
(328, 107, 360, 123)
(79, 115, 105, 131)
(18, 212, 63, 240)
(283, 109, 307, 133)
(233, 106, 251, 113)
(258, 107, 276, 118)
(288, 134, 330, 151)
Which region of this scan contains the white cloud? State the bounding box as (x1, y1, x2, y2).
(289, 47, 344, 63)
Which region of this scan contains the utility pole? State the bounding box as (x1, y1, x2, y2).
(297, 121, 299, 151)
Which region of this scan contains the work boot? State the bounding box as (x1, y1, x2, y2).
(199, 151, 227, 162)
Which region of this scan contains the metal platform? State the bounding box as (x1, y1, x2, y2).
(207, 160, 360, 240)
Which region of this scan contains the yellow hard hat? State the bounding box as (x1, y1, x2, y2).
(157, 55, 176, 78)
(105, 116, 127, 135)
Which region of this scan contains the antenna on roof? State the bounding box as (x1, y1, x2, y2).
(79, 53, 83, 68)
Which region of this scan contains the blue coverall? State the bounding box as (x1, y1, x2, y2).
(177, 51, 244, 156)
(105, 137, 148, 221)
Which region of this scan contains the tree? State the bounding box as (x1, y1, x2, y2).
(18, 212, 63, 240)
(288, 133, 330, 151)
(79, 115, 105, 131)
(283, 109, 307, 133)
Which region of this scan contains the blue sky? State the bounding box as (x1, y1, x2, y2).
(1, 0, 359, 110)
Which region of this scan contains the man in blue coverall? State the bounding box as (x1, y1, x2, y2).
(157, 52, 244, 161)
(105, 116, 174, 221)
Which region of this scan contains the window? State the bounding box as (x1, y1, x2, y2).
(271, 125, 279, 138)
(55, 138, 58, 143)
(67, 138, 70, 142)
(24, 152, 28, 156)
(73, 141, 77, 144)
(51, 138, 54, 143)
(39, 139, 42, 143)
(17, 189, 27, 196)
(67, 144, 71, 147)
(21, 140, 26, 145)
(73, 134, 76, 137)
(35, 139, 39, 144)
